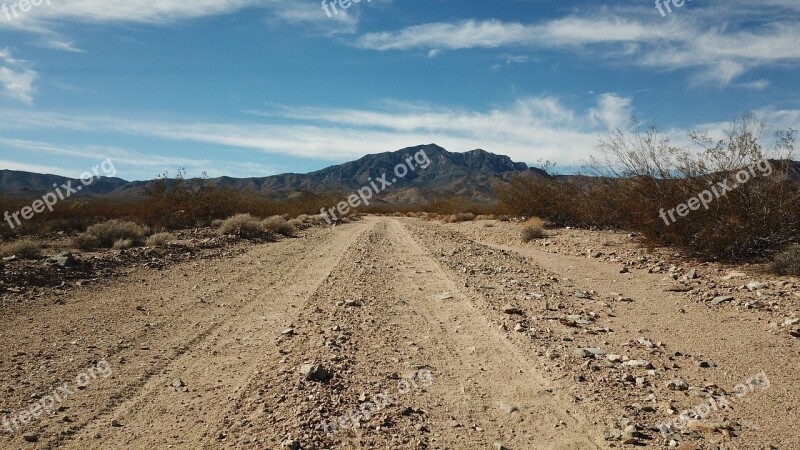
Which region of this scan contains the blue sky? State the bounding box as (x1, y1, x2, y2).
(0, 0, 798, 180)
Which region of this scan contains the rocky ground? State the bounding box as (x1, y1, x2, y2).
(0, 217, 797, 449)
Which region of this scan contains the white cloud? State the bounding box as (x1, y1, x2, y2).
(0, 49, 37, 104)
(355, 6, 800, 87)
(590, 94, 633, 130)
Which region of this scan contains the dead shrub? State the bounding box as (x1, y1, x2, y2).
(521, 224, 547, 242)
(0, 239, 42, 259)
(146, 232, 176, 247)
(112, 239, 134, 250)
(218, 214, 268, 238)
(770, 246, 800, 276)
(74, 220, 148, 249)
(262, 215, 295, 236)
(287, 218, 304, 230)
(444, 213, 476, 223)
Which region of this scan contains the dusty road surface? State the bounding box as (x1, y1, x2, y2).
(1, 217, 798, 449)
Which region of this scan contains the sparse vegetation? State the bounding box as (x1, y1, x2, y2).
(112, 239, 135, 250)
(74, 220, 149, 250)
(498, 113, 800, 259)
(443, 212, 476, 223)
(146, 232, 176, 247)
(0, 239, 43, 259)
(770, 246, 800, 276)
(262, 215, 295, 236)
(521, 218, 547, 242)
(218, 213, 271, 239)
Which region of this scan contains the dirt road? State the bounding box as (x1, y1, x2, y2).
(1, 217, 797, 449)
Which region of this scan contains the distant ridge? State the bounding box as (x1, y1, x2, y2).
(0, 144, 546, 204)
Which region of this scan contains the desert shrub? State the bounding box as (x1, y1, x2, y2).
(74, 220, 148, 249)
(218, 214, 268, 238)
(287, 218, 304, 230)
(521, 225, 546, 242)
(112, 239, 134, 250)
(444, 213, 476, 223)
(73, 233, 101, 251)
(0, 239, 42, 259)
(262, 215, 295, 236)
(475, 214, 496, 221)
(498, 113, 800, 259)
(146, 232, 176, 247)
(770, 246, 800, 276)
(210, 219, 225, 228)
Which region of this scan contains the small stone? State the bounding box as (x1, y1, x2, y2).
(606, 354, 623, 363)
(697, 360, 711, 368)
(498, 401, 519, 414)
(111, 420, 123, 427)
(514, 323, 527, 332)
(746, 281, 769, 291)
(493, 443, 508, 450)
(344, 300, 361, 307)
(281, 327, 296, 336)
(501, 304, 522, 315)
(22, 433, 38, 442)
(47, 252, 77, 268)
(667, 379, 689, 391)
(171, 379, 186, 388)
(623, 359, 654, 369)
(664, 285, 692, 292)
(283, 439, 301, 450)
(574, 290, 592, 299)
(435, 292, 454, 300)
(686, 269, 698, 279)
(712, 296, 735, 305)
(575, 347, 607, 358)
(300, 364, 332, 382)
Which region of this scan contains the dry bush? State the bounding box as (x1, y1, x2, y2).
(146, 232, 176, 247)
(73, 233, 101, 251)
(521, 224, 546, 242)
(0, 239, 42, 259)
(475, 214, 496, 221)
(112, 239, 134, 250)
(262, 215, 295, 236)
(287, 218, 303, 229)
(218, 214, 267, 238)
(74, 220, 148, 250)
(443, 212, 476, 223)
(498, 113, 800, 259)
(770, 246, 800, 276)
(211, 219, 225, 228)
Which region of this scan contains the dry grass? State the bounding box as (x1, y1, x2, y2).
(521, 218, 547, 242)
(112, 239, 135, 250)
(770, 246, 800, 276)
(74, 220, 148, 250)
(0, 239, 43, 259)
(443, 212, 476, 223)
(146, 232, 176, 247)
(218, 214, 269, 238)
(262, 215, 295, 236)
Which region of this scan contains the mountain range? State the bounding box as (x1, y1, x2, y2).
(0, 145, 546, 204)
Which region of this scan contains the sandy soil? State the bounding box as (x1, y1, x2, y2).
(1, 217, 797, 449)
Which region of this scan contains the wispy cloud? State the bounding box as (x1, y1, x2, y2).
(355, 4, 800, 87)
(0, 49, 37, 104)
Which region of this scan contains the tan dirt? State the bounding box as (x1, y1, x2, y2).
(1, 217, 797, 449)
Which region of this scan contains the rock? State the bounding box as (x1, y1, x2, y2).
(722, 271, 747, 280)
(47, 252, 76, 268)
(574, 290, 592, 299)
(620, 267, 630, 274)
(697, 360, 711, 368)
(283, 439, 301, 450)
(664, 285, 692, 292)
(498, 401, 519, 414)
(514, 323, 527, 332)
(606, 354, 623, 363)
(344, 300, 361, 307)
(435, 292, 454, 300)
(712, 295, 735, 305)
(686, 420, 728, 433)
(686, 269, 698, 279)
(111, 419, 123, 427)
(493, 443, 508, 450)
(171, 379, 186, 388)
(300, 364, 332, 382)
(623, 359, 654, 369)
(501, 304, 522, 315)
(747, 281, 769, 291)
(22, 433, 38, 442)
(575, 347, 607, 358)
(281, 327, 296, 336)
(667, 379, 689, 391)
(789, 329, 800, 338)
(784, 318, 800, 327)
